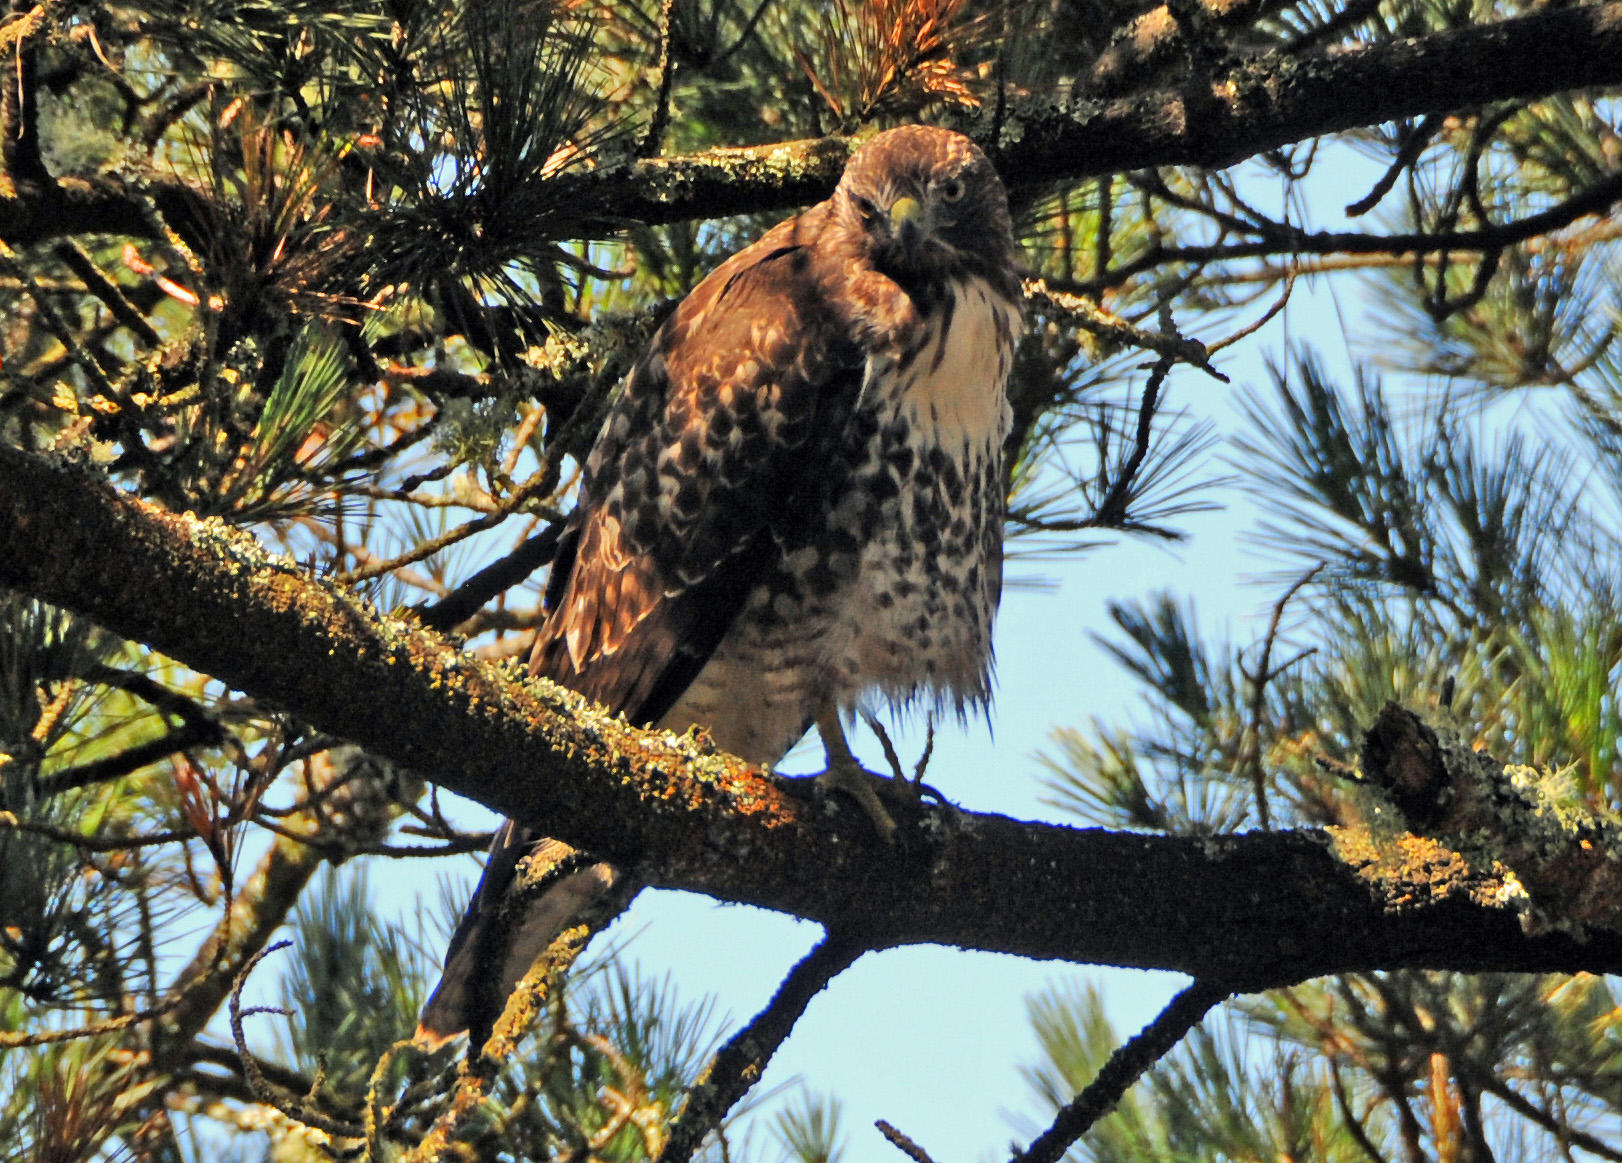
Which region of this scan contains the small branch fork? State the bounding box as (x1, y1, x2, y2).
(1236, 563, 1324, 830)
(228, 940, 368, 1141)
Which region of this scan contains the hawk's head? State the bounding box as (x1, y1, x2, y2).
(836, 126, 1018, 301)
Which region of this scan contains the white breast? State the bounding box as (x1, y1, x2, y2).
(889, 277, 1020, 446)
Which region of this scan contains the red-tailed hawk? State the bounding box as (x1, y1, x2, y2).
(420, 125, 1023, 1045)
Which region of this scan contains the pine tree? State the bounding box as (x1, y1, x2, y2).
(0, 0, 1619, 1158)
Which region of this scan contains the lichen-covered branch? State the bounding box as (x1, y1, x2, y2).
(1359, 703, 1622, 935)
(5, 4, 1621, 248)
(540, 1, 1622, 226)
(2, 444, 1621, 986)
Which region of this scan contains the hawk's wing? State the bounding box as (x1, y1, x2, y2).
(532, 206, 863, 726)
(417, 208, 865, 1048)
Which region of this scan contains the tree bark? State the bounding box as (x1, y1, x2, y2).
(3, 444, 1620, 988)
(549, 0, 1622, 224)
(4, 3, 1620, 244)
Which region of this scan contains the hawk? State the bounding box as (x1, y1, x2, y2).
(419, 125, 1023, 1045)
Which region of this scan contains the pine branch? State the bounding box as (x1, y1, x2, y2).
(536, 1, 1622, 225)
(33, 724, 223, 797)
(659, 935, 863, 1162)
(149, 750, 407, 1066)
(1010, 979, 1233, 1163)
(4, 444, 1622, 988)
(1061, 167, 1622, 296)
(5, 4, 1620, 248)
(415, 523, 562, 633)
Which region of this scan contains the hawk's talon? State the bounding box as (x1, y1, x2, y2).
(810, 708, 958, 844)
(813, 757, 901, 845)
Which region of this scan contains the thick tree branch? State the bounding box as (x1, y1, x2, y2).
(6, 5, 1620, 248)
(0, 172, 207, 246)
(541, 1, 1622, 226)
(995, 0, 1622, 183)
(2, 445, 1621, 988)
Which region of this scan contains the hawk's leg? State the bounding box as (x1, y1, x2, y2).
(812, 708, 936, 843)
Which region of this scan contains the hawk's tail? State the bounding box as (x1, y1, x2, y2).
(416, 823, 629, 1050)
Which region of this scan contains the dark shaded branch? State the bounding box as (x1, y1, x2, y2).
(998, 1, 1622, 182)
(416, 522, 562, 632)
(32, 662, 229, 796)
(1067, 167, 1622, 294)
(1010, 979, 1234, 1163)
(9, 4, 1622, 248)
(51, 241, 163, 347)
(659, 936, 864, 1162)
(641, 0, 678, 157)
(82, 663, 221, 731)
(0, 812, 191, 849)
(35, 723, 222, 797)
(1472, 1073, 1622, 1163)
(182, 1042, 331, 1115)
(1091, 357, 1172, 530)
(1345, 115, 1443, 217)
(540, 1, 1622, 226)
(3, 445, 1622, 987)
(0, 172, 210, 246)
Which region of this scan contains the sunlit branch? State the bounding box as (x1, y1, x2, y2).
(4, 443, 1622, 985)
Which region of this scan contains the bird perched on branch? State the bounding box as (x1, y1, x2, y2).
(419, 124, 1023, 1047)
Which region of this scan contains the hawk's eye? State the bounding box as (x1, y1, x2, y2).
(939, 178, 966, 203)
(852, 195, 882, 224)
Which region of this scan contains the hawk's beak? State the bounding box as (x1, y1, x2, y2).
(889, 196, 926, 250)
(890, 196, 924, 230)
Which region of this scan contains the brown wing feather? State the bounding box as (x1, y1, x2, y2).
(422, 210, 865, 1047)
(531, 204, 863, 725)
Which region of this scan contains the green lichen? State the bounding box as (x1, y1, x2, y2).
(1357, 710, 1622, 937)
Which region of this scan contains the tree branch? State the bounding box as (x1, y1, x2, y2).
(2, 445, 1621, 988)
(149, 749, 406, 1066)
(539, 1, 1622, 226)
(660, 935, 864, 1162)
(5, 5, 1620, 247)
(1010, 979, 1234, 1163)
